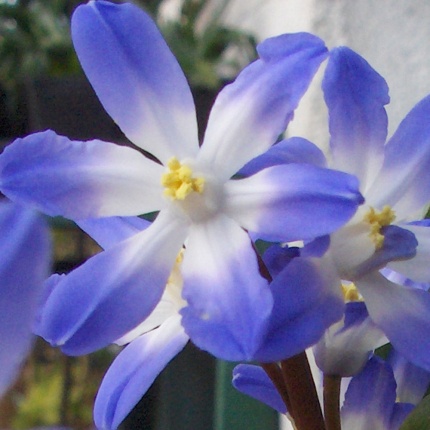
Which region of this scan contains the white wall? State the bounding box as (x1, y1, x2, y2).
(223, 0, 430, 150)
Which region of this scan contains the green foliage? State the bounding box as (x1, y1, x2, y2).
(0, 0, 80, 98)
(0, 0, 257, 100)
(4, 340, 114, 429)
(157, 0, 257, 89)
(400, 395, 430, 430)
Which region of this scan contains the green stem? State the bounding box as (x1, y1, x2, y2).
(323, 374, 342, 430)
(281, 352, 326, 430)
(60, 354, 73, 426)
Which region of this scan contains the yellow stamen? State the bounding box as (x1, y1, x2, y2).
(363, 206, 395, 249)
(341, 282, 362, 302)
(161, 157, 205, 200)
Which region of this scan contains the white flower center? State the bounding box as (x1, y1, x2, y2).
(161, 157, 223, 223)
(330, 205, 396, 279)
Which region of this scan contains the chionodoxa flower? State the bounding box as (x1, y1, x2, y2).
(248, 45, 430, 375)
(0, 1, 363, 363)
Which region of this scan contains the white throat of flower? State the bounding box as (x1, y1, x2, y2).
(160, 156, 223, 223)
(166, 249, 186, 311)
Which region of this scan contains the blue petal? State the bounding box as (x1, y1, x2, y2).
(37, 209, 188, 355)
(232, 364, 286, 414)
(382, 268, 430, 291)
(323, 47, 389, 192)
(301, 235, 331, 258)
(77, 216, 150, 250)
(262, 244, 299, 278)
(367, 95, 430, 219)
(388, 224, 430, 283)
(0, 130, 165, 219)
(388, 349, 430, 405)
(198, 33, 328, 180)
(390, 404, 414, 430)
(94, 315, 188, 430)
(341, 356, 396, 430)
(342, 301, 369, 329)
(225, 163, 363, 242)
(352, 225, 418, 279)
(238, 137, 327, 177)
(357, 272, 430, 371)
(180, 215, 273, 361)
(313, 302, 386, 377)
(254, 257, 344, 362)
(0, 202, 50, 395)
(72, 1, 198, 163)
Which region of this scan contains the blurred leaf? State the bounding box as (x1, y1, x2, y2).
(399, 395, 430, 430)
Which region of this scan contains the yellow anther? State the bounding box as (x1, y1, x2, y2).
(341, 282, 362, 302)
(363, 206, 395, 249)
(161, 157, 205, 200)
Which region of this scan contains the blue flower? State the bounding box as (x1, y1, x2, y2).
(246, 46, 430, 372)
(341, 356, 414, 430)
(0, 201, 50, 396)
(323, 47, 430, 372)
(233, 355, 422, 430)
(0, 1, 362, 362)
(37, 214, 344, 429)
(313, 301, 386, 377)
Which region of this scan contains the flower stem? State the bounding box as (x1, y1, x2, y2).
(281, 352, 326, 430)
(261, 362, 291, 412)
(323, 374, 341, 430)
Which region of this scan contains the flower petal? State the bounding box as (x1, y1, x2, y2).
(387, 224, 430, 283)
(36, 209, 189, 355)
(390, 404, 414, 430)
(72, 1, 198, 163)
(198, 33, 328, 180)
(77, 216, 151, 250)
(0, 202, 50, 396)
(323, 47, 389, 193)
(238, 137, 327, 177)
(262, 244, 300, 278)
(351, 225, 418, 280)
(388, 349, 430, 405)
(114, 295, 176, 346)
(224, 164, 363, 242)
(313, 302, 386, 377)
(180, 215, 273, 361)
(94, 315, 188, 430)
(0, 130, 165, 219)
(366, 95, 430, 219)
(232, 364, 286, 414)
(301, 235, 331, 258)
(357, 272, 430, 371)
(341, 356, 396, 430)
(254, 257, 344, 362)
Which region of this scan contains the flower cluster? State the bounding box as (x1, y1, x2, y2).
(1, 1, 430, 429)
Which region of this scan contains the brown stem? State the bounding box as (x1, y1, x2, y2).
(323, 374, 342, 430)
(261, 362, 292, 413)
(281, 352, 326, 430)
(254, 245, 325, 428)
